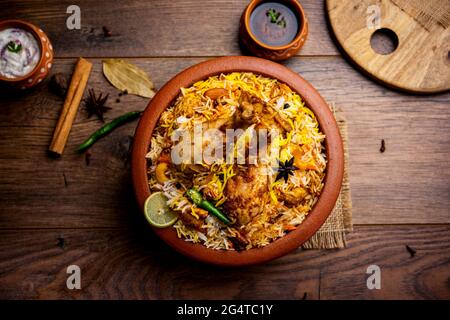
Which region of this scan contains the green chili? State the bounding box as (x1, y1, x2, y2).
(185, 189, 232, 225)
(77, 111, 142, 152)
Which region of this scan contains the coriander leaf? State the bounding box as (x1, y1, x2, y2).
(266, 9, 279, 23)
(277, 17, 287, 28)
(7, 41, 22, 53)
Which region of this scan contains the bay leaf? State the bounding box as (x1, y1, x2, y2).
(103, 59, 155, 98)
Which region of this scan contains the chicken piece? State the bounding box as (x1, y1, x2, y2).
(255, 107, 284, 134)
(179, 212, 204, 231)
(234, 92, 265, 128)
(202, 184, 221, 201)
(279, 187, 308, 206)
(205, 116, 234, 132)
(240, 100, 255, 122)
(228, 230, 249, 251)
(193, 207, 209, 219)
(224, 165, 269, 225)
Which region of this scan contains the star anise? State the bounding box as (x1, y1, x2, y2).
(275, 157, 298, 183)
(84, 88, 111, 122)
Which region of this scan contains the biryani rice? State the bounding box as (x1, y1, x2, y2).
(146, 72, 326, 250)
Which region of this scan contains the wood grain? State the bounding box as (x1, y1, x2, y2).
(0, 226, 448, 299)
(0, 0, 338, 57)
(327, 0, 450, 93)
(0, 0, 449, 301)
(0, 57, 449, 228)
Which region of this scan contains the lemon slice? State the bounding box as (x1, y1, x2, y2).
(144, 192, 178, 228)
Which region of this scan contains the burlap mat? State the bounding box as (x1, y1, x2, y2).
(302, 104, 352, 249)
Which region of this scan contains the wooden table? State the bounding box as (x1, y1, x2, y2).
(0, 0, 449, 300)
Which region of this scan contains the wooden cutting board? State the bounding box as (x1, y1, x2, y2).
(326, 0, 450, 94)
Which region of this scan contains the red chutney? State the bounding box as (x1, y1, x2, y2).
(249, 2, 299, 47)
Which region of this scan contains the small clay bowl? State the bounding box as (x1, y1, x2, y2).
(131, 56, 344, 266)
(239, 0, 308, 61)
(0, 20, 54, 90)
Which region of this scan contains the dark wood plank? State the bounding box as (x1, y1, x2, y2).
(320, 226, 450, 300)
(0, 225, 448, 299)
(0, 0, 338, 57)
(0, 57, 449, 228)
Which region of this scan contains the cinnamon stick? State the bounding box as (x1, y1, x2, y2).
(49, 58, 92, 156)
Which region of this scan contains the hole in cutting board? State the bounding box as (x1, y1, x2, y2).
(370, 28, 399, 55)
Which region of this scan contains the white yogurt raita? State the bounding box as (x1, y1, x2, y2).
(0, 28, 40, 78)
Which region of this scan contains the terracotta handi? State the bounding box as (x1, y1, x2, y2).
(131, 56, 344, 266)
(239, 0, 308, 61)
(0, 20, 54, 90)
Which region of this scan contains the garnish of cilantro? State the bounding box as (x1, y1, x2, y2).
(7, 41, 22, 53)
(265, 8, 287, 28)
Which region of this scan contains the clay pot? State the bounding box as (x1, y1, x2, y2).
(239, 0, 308, 61)
(0, 20, 54, 90)
(131, 56, 344, 266)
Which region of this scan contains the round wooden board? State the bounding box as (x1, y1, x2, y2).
(326, 0, 450, 94)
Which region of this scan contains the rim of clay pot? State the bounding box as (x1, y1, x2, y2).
(244, 0, 307, 50)
(131, 56, 344, 266)
(0, 20, 45, 83)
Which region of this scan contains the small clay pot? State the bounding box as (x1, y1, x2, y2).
(131, 56, 344, 266)
(0, 20, 54, 90)
(239, 0, 308, 61)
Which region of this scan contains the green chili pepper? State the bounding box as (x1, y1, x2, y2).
(185, 189, 232, 225)
(77, 111, 142, 152)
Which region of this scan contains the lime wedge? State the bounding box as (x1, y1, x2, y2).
(144, 192, 178, 228)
